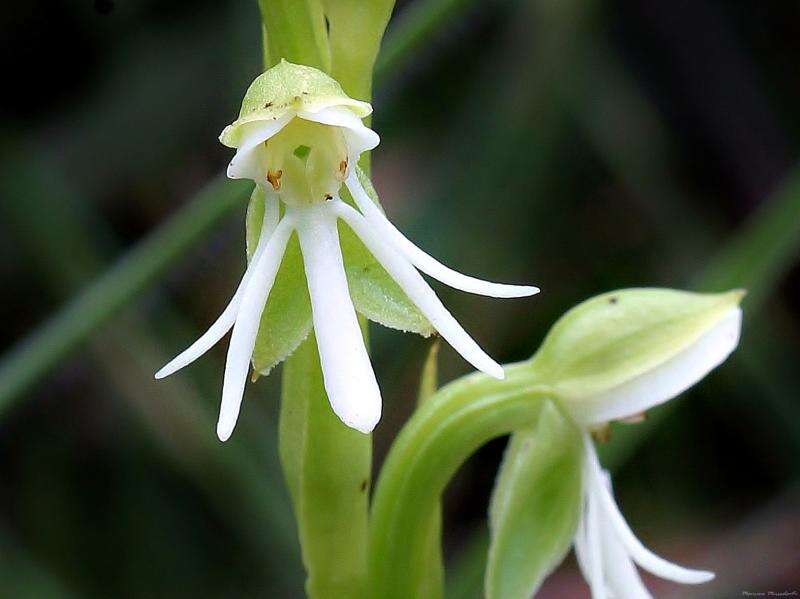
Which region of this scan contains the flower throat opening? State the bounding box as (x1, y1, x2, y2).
(264, 119, 348, 205)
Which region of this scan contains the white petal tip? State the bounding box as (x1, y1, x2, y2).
(685, 570, 715, 584)
(154, 366, 172, 380)
(335, 408, 381, 435)
(487, 364, 506, 380)
(216, 421, 234, 442)
(520, 286, 541, 296)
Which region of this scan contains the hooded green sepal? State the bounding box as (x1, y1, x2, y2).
(246, 187, 313, 375)
(485, 401, 583, 599)
(528, 288, 744, 413)
(340, 169, 434, 336)
(220, 60, 371, 149)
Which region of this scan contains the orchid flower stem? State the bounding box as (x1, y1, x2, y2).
(368, 366, 551, 599)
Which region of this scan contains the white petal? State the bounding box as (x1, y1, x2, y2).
(298, 107, 379, 163)
(585, 480, 608, 599)
(596, 471, 653, 598)
(345, 172, 539, 298)
(574, 506, 594, 586)
(599, 516, 653, 598)
(227, 115, 293, 181)
(580, 307, 742, 426)
(584, 438, 715, 585)
(216, 216, 294, 442)
(294, 204, 381, 434)
(331, 200, 504, 380)
(155, 200, 281, 380)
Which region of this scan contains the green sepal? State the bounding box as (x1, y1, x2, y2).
(246, 186, 313, 375)
(340, 169, 434, 336)
(486, 402, 583, 599)
(529, 288, 744, 403)
(220, 60, 371, 149)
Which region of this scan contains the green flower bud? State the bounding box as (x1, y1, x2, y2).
(528, 288, 744, 426)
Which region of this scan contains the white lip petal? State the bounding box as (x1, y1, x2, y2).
(585, 438, 715, 585)
(298, 107, 379, 162)
(216, 216, 294, 442)
(345, 172, 539, 298)
(295, 205, 382, 434)
(578, 307, 742, 426)
(227, 115, 293, 181)
(331, 200, 505, 380)
(155, 200, 280, 380)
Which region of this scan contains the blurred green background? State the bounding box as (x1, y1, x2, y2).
(1, 0, 799, 597)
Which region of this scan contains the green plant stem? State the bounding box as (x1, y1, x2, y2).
(368, 368, 549, 599)
(279, 335, 371, 598)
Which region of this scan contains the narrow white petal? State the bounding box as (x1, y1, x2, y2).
(585, 482, 608, 599)
(599, 510, 653, 598)
(331, 200, 504, 379)
(574, 510, 591, 582)
(596, 471, 653, 598)
(295, 205, 381, 434)
(345, 173, 539, 299)
(585, 438, 715, 585)
(262, 192, 280, 238)
(227, 115, 293, 181)
(155, 204, 280, 380)
(298, 107, 379, 161)
(580, 307, 742, 426)
(216, 216, 294, 442)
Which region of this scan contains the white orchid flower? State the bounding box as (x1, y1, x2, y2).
(155, 60, 538, 441)
(534, 290, 743, 598)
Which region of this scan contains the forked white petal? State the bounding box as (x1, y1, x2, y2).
(585, 438, 715, 585)
(596, 471, 653, 598)
(295, 205, 381, 434)
(155, 201, 281, 380)
(580, 307, 742, 426)
(227, 115, 293, 181)
(298, 107, 379, 162)
(345, 173, 539, 299)
(217, 216, 294, 442)
(331, 200, 504, 380)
